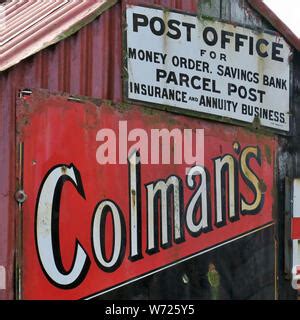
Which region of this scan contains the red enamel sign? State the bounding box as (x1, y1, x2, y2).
(17, 91, 276, 299)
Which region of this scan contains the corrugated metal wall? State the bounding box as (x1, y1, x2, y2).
(0, 1, 123, 300)
(0, 0, 290, 300)
(125, 0, 198, 12)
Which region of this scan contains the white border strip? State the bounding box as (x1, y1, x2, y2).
(0, 266, 6, 290)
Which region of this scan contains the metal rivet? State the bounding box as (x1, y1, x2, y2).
(15, 190, 27, 204)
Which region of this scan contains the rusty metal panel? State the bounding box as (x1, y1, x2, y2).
(200, 0, 220, 19)
(0, 1, 123, 300)
(0, 0, 119, 72)
(221, 0, 266, 28)
(17, 89, 277, 299)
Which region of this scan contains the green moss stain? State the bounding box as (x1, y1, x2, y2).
(203, 0, 213, 6)
(207, 263, 220, 300)
(258, 179, 267, 193)
(251, 115, 261, 130)
(264, 145, 272, 165)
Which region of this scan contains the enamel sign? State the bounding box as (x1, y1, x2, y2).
(18, 91, 276, 299)
(126, 5, 291, 132)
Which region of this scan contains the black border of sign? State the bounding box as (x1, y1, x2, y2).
(83, 222, 274, 300)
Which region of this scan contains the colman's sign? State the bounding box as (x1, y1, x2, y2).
(17, 91, 275, 299)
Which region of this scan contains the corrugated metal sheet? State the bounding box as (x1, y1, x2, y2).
(125, 0, 198, 13)
(0, 0, 125, 300)
(0, 0, 118, 71)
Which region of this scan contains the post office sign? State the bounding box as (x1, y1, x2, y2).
(126, 5, 291, 132)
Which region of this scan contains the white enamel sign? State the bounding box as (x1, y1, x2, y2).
(126, 5, 291, 132)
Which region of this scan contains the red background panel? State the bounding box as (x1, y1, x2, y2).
(292, 218, 300, 240)
(18, 91, 276, 299)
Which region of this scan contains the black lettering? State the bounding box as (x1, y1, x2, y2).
(221, 30, 233, 49)
(167, 19, 181, 40)
(256, 38, 269, 58)
(235, 33, 248, 52)
(128, 47, 136, 59)
(150, 17, 165, 36)
(182, 22, 196, 42)
(133, 13, 148, 32)
(203, 27, 218, 46)
(272, 42, 284, 62)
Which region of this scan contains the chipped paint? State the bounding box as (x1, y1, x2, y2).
(265, 145, 272, 165)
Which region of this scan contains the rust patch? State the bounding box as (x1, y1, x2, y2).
(259, 179, 267, 193)
(131, 189, 136, 208)
(61, 166, 67, 174)
(252, 114, 261, 130)
(264, 145, 272, 165)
